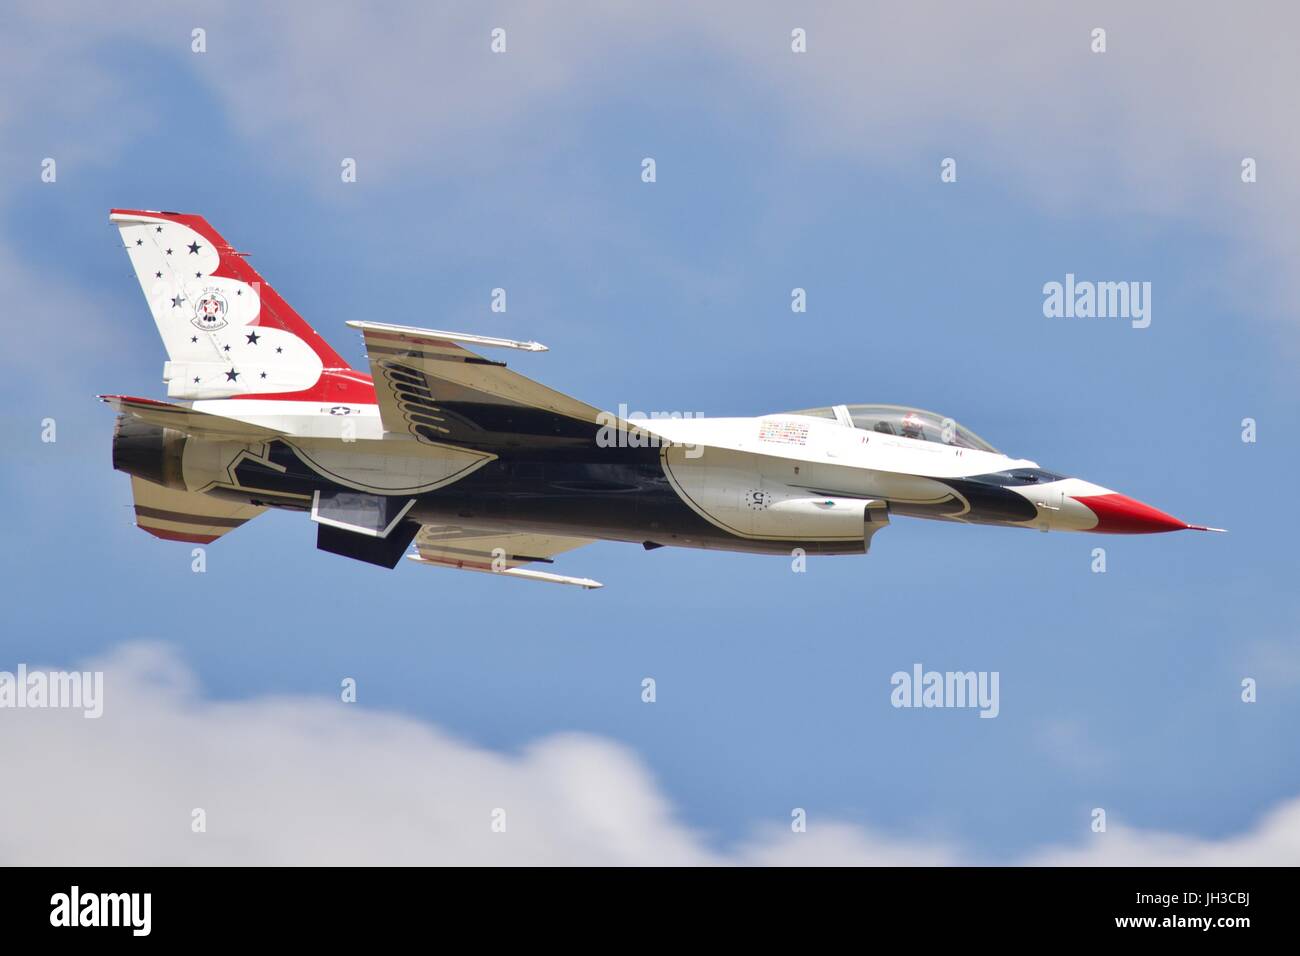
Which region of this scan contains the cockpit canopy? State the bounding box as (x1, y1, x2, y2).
(785, 404, 1001, 454)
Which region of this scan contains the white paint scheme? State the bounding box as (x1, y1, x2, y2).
(112, 212, 324, 398)
(645, 413, 1060, 537)
(661, 445, 891, 544)
(1006, 477, 1113, 532)
(190, 399, 384, 440)
(634, 413, 1038, 479)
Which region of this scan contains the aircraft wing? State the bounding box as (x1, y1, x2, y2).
(407, 524, 603, 588)
(347, 321, 621, 450)
(101, 394, 285, 440)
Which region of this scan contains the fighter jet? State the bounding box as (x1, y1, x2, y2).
(103, 210, 1223, 589)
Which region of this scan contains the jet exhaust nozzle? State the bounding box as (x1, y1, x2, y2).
(111, 415, 187, 489)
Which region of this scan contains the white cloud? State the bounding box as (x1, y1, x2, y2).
(1024, 801, 1300, 866)
(1, 642, 1296, 866)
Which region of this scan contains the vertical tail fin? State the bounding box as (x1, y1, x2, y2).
(110, 209, 365, 401)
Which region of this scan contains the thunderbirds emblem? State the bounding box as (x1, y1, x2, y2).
(192, 288, 229, 331)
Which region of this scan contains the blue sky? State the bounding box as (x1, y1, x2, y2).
(1, 3, 1297, 864)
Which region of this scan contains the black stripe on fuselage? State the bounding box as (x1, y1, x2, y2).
(228, 439, 1043, 548)
(230, 442, 862, 555)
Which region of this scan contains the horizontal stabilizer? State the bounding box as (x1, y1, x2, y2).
(101, 394, 284, 440)
(130, 476, 265, 544)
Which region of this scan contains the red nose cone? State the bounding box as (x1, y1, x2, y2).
(1072, 493, 1189, 534)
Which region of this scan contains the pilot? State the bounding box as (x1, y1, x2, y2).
(900, 412, 927, 441)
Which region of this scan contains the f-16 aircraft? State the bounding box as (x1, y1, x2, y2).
(103, 210, 1223, 588)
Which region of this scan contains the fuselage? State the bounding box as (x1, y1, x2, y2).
(113, 395, 1198, 559)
